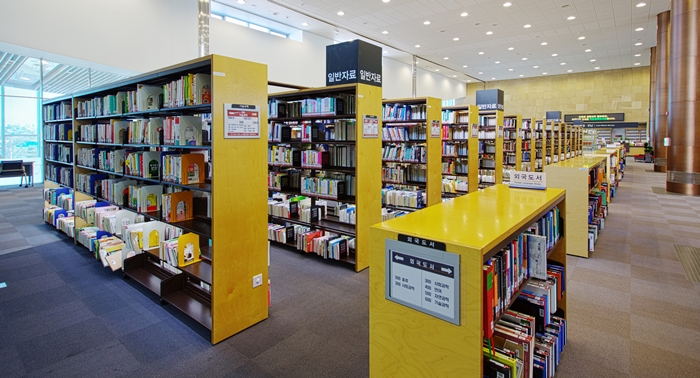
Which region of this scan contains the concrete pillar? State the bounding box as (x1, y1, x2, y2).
(654, 11, 671, 173)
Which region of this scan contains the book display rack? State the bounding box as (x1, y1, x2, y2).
(478, 111, 504, 188)
(42, 54, 269, 344)
(545, 156, 608, 258)
(369, 185, 567, 377)
(266, 83, 381, 272)
(440, 105, 479, 198)
(381, 97, 441, 215)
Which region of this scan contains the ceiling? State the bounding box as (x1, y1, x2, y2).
(218, 0, 670, 83)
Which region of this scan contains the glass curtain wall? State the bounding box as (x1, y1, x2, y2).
(0, 52, 127, 185)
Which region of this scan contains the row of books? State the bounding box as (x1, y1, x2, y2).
(77, 148, 124, 173)
(43, 102, 72, 121)
(298, 230, 353, 260)
(382, 164, 426, 184)
(503, 118, 519, 127)
(442, 160, 468, 175)
(442, 143, 468, 157)
(268, 145, 299, 167)
(163, 74, 212, 108)
(480, 171, 497, 184)
(43, 206, 73, 236)
(442, 177, 468, 193)
(300, 177, 346, 199)
(504, 155, 517, 165)
(481, 143, 497, 154)
(45, 143, 72, 163)
(382, 125, 426, 142)
(383, 103, 427, 121)
(307, 120, 357, 141)
(269, 95, 355, 118)
(503, 141, 517, 151)
(381, 207, 410, 221)
(441, 126, 470, 141)
(43, 123, 72, 141)
(441, 109, 470, 124)
(382, 144, 426, 163)
(481, 158, 496, 169)
(44, 188, 73, 210)
(45, 164, 73, 186)
(75, 116, 204, 146)
(479, 130, 497, 139)
(381, 188, 425, 209)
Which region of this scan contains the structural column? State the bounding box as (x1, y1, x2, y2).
(667, 0, 700, 194)
(649, 46, 656, 148)
(654, 11, 671, 173)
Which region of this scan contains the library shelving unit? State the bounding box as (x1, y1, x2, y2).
(42, 54, 269, 344)
(502, 115, 522, 183)
(267, 83, 381, 272)
(582, 129, 596, 154)
(563, 123, 572, 160)
(478, 110, 504, 188)
(440, 105, 479, 198)
(545, 156, 606, 258)
(368, 185, 567, 376)
(534, 119, 545, 172)
(545, 121, 563, 165)
(381, 97, 441, 211)
(520, 117, 535, 172)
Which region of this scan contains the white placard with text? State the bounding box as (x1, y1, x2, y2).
(224, 104, 260, 139)
(510, 171, 547, 190)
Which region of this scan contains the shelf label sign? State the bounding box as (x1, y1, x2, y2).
(362, 115, 379, 138)
(471, 123, 479, 138)
(498, 125, 504, 138)
(510, 171, 547, 190)
(430, 120, 441, 138)
(224, 104, 260, 139)
(385, 239, 460, 325)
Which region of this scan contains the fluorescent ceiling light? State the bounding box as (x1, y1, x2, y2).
(524, 24, 531, 28)
(479, 52, 484, 55)
(635, 42, 643, 46)
(578, 36, 586, 40)
(337, 11, 345, 16)
(636, 2, 646, 7)
(453, 37, 460, 41)
(552, 53, 558, 56)
(503, 2, 512, 7)
(424, 21, 431, 25)
(508, 47, 514, 50)
(541, 42, 548, 45)
(415, 44, 421, 48)
(495, 61, 500, 64)
(585, 49, 592, 52)
(560, 62, 566, 65)
(486, 31, 493, 35)
(461, 12, 468, 17)
(567, 16, 576, 20)
(636, 27, 644, 31)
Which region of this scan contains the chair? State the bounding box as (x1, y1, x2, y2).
(0, 160, 28, 187)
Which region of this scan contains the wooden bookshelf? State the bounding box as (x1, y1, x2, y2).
(545, 156, 606, 258)
(381, 97, 441, 210)
(266, 83, 381, 272)
(478, 110, 504, 188)
(369, 185, 567, 376)
(502, 115, 522, 183)
(534, 118, 545, 172)
(440, 105, 479, 197)
(41, 54, 269, 344)
(520, 117, 536, 172)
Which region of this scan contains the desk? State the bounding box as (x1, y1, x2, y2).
(22, 162, 34, 187)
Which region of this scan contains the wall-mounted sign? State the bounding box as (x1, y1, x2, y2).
(582, 122, 638, 128)
(224, 104, 260, 139)
(362, 115, 379, 138)
(430, 120, 441, 138)
(498, 125, 504, 138)
(476, 89, 504, 111)
(385, 238, 460, 325)
(471, 124, 479, 138)
(546, 111, 562, 121)
(564, 113, 625, 123)
(326, 40, 382, 87)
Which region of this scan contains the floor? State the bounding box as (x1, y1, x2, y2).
(1, 161, 699, 377)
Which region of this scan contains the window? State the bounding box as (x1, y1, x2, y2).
(212, 2, 289, 39)
(249, 24, 270, 33)
(211, 13, 224, 20)
(225, 16, 248, 27)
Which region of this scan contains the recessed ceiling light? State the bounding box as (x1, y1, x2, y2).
(509, 68, 514, 71)
(486, 31, 493, 35)
(634, 62, 641, 65)
(383, 51, 388, 54)
(503, 2, 512, 7)
(524, 24, 531, 28)
(337, 11, 345, 16)
(301, 22, 308, 26)
(522, 57, 528, 60)
(237, 0, 245, 3)
(453, 37, 460, 41)
(585, 49, 592, 52)
(552, 53, 558, 56)
(435, 69, 439, 71)
(560, 62, 566, 65)
(453, 75, 457, 77)
(595, 67, 600, 69)
(508, 47, 514, 50)
(467, 79, 472, 82)
(492, 77, 497, 80)
(444, 57, 449, 60)
(463, 65, 468, 68)
(541, 42, 548, 45)
(383, 0, 390, 3)
(479, 72, 484, 74)
(590, 59, 596, 62)
(461, 12, 469, 17)
(636, 27, 644, 31)
(578, 36, 586, 40)
(543, 72, 548, 75)
(635, 53, 641, 57)
(519, 74, 524, 77)
(635, 42, 643, 46)
(534, 65, 539, 68)
(479, 51, 484, 55)
(636, 2, 646, 7)
(424, 21, 431, 25)
(382, 30, 388, 34)
(567, 16, 576, 20)
(415, 44, 421, 48)
(495, 61, 500, 64)
(567, 69, 573, 72)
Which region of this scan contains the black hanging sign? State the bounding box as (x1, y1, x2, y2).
(326, 40, 383, 87)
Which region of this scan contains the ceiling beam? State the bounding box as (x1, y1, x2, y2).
(0, 56, 28, 87)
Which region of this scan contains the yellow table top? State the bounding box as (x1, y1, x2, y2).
(547, 156, 606, 169)
(371, 185, 565, 254)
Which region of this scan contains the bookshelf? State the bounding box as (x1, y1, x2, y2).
(267, 83, 381, 272)
(545, 156, 607, 258)
(582, 129, 596, 154)
(369, 185, 567, 376)
(478, 110, 504, 188)
(440, 105, 479, 197)
(42, 54, 269, 344)
(534, 119, 545, 172)
(626, 127, 647, 145)
(502, 115, 522, 183)
(381, 97, 441, 212)
(520, 117, 535, 172)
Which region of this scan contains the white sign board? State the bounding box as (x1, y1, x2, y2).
(224, 104, 260, 139)
(430, 120, 441, 138)
(385, 239, 460, 325)
(510, 171, 547, 190)
(362, 115, 379, 138)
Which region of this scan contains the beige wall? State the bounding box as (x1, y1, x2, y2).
(466, 67, 650, 123)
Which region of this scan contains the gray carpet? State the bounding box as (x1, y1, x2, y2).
(0, 185, 60, 256)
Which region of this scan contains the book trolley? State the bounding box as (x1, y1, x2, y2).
(369, 185, 568, 376)
(43, 54, 269, 343)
